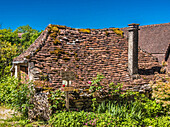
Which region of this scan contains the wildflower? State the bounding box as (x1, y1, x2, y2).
(88, 81, 92, 84)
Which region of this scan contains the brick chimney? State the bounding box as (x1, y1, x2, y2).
(128, 23, 140, 75)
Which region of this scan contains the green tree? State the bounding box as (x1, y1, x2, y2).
(0, 41, 17, 78)
(15, 25, 41, 50)
(0, 25, 41, 78)
(16, 25, 38, 33)
(0, 28, 20, 45)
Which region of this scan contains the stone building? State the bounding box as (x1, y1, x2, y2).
(11, 23, 161, 89)
(11, 23, 165, 120)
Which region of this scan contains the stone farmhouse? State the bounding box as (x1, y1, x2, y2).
(11, 23, 164, 90)
(11, 23, 170, 120)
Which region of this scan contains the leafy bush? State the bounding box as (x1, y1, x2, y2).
(89, 73, 105, 94)
(150, 74, 170, 112)
(0, 76, 33, 117)
(49, 111, 170, 127)
(0, 41, 17, 78)
(49, 90, 65, 112)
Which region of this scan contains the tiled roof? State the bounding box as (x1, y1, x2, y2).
(121, 23, 170, 54)
(13, 25, 160, 88)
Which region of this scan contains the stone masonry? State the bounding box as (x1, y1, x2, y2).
(128, 23, 139, 75)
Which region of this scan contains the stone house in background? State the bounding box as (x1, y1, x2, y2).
(11, 23, 162, 90)
(121, 23, 170, 71)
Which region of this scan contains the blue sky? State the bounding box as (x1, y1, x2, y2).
(0, 0, 170, 31)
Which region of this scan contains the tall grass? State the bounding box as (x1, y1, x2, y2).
(97, 101, 144, 120)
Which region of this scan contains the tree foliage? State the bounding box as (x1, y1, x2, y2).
(0, 29, 19, 45)
(15, 25, 38, 33)
(0, 25, 41, 78)
(15, 25, 41, 50)
(0, 41, 17, 78)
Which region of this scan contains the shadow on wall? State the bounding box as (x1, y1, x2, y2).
(138, 66, 161, 75)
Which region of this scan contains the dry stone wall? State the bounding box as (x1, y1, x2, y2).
(28, 93, 51, 120)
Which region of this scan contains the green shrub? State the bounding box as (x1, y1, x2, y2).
(142, 116, 170, 126)
(89, 73, 105, 94)
(150, 74, 170, 112)
(0, 76, 33, 117)
(49, 90, 65, 112)
(49, 111, 170, 127)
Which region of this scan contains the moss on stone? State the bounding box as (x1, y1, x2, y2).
(111, 28, 124, 37)
(65, 52, 71, 57)
(75, 57, 80, 61)
(40, 74, 49, 81)
(35, 48, 40, 53)
(74, 53, 78, 57)
(105, 31, 109, 36)
(53, 39, 61, 45)
(48, 25, 61, 39)
(78, 29, 91, 34)
(56, 25, 66, 29)
(75, 75, 79, 78)
(50, 32, 58, 39)
(62, 57, 70, 61)
(51, 26, 59, 32)
(25, 55, 30, 59)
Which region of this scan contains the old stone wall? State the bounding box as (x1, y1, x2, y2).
(69, 83, 151, 110)
(28, 92, 51, 120)
(28, 82, 152, 120)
